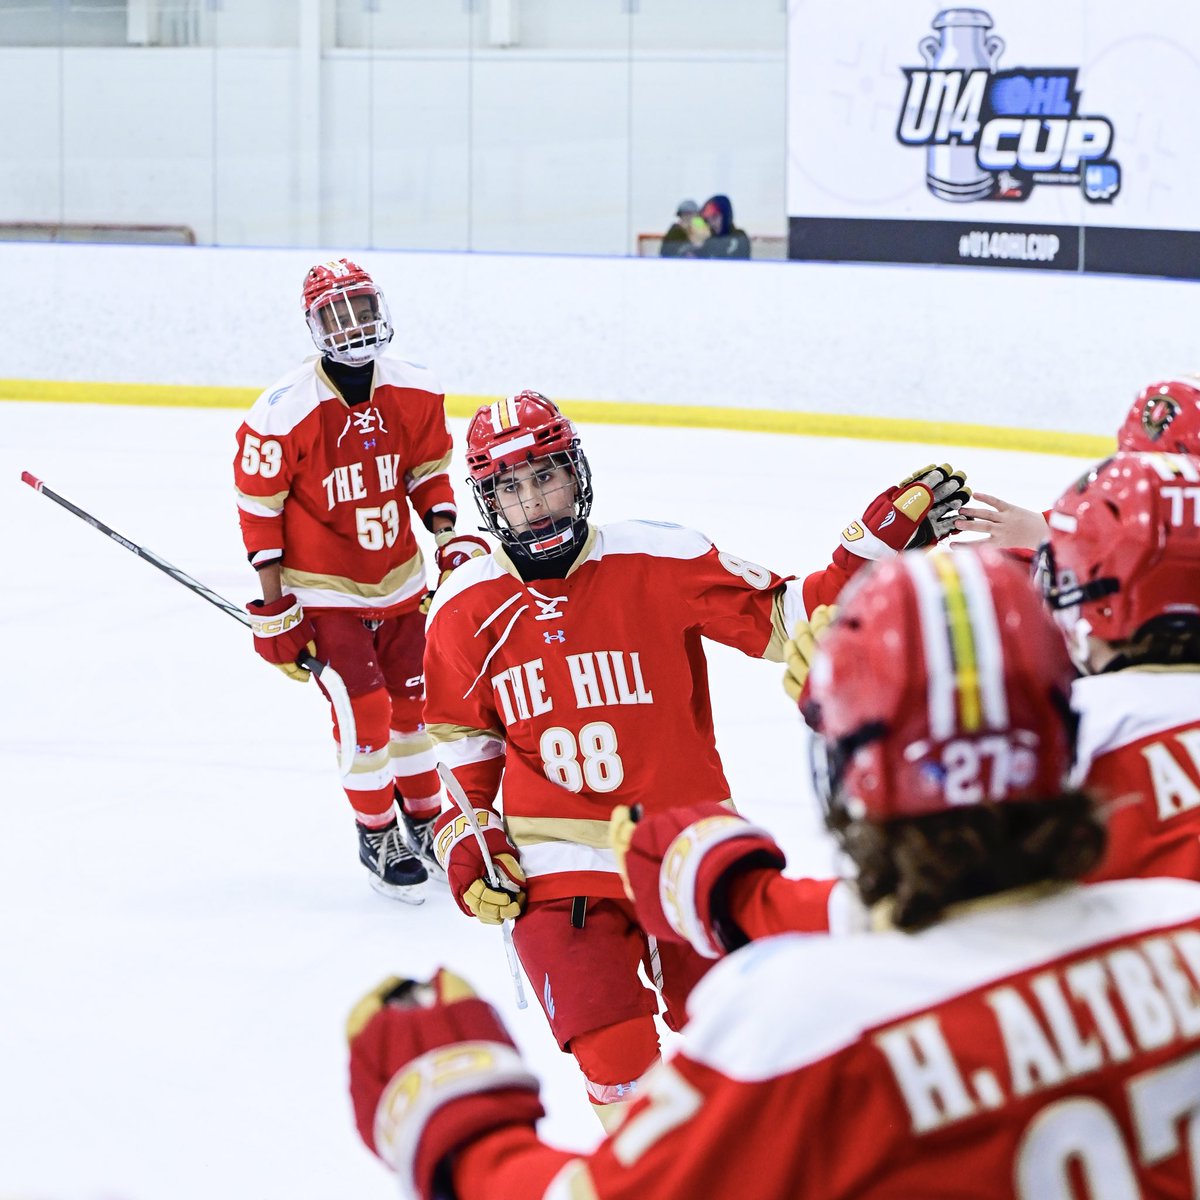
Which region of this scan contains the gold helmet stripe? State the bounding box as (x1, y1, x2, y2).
(930, 552, 983, 734)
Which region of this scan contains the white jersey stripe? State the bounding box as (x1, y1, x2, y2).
(908, 553, 956, 740)
(433, 733, 505, 768)
(684, 879, 1200, 1083)
(518, 841, 620, 879)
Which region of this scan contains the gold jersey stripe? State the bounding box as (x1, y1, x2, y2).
(507, 801, 736, 851)
(506, 815, 614, 850)
(407, 452, 453, 484)
(235, 486, 288, 513)
(283, 550, 424, 600)
(426, 722, 506, 744)
(931, 553, 983, 734)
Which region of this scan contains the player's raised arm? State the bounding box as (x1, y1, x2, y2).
(800, 462, 971, 611)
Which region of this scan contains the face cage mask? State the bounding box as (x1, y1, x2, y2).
(307, 287, 393, 366)
(1033, 541, 1120, 663)
(471, 446, 594, 559)
(809, 721, 887, 830)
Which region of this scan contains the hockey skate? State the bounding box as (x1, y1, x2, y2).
(357, 817, 428, 903)
(400, 807, 446, 881)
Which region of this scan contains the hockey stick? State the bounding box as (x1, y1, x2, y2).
(436, 763, 528, 1009)
(20, 471, 356, 774)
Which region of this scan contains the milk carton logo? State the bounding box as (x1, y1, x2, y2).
(896, 8, 1120, 204)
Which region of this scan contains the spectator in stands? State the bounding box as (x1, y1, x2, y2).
(659, 199, 708, 258)
(697, 194, 750, 259)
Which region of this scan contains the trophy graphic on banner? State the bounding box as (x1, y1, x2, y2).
(919, 9, 1004, 201)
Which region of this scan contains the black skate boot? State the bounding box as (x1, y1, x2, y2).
(399, 806, 445, 880)
(357, 817, 428, 902)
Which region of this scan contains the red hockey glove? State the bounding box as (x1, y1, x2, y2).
(434, 530, 491, 586)
(610, 803, 786, 958)
(245, 594, 317, 683)
(433, 808, 526, 924)
(346, 968, 544, 1200)
(834, 464, 970, 575)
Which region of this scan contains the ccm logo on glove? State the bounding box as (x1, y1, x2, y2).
(248, 607, 308, 637)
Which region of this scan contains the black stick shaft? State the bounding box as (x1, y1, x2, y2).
(22, 470, 250, 627)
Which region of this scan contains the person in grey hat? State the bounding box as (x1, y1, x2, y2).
(659, 198, 708, 258)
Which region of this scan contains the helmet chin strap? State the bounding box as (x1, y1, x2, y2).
(325, 342, 385, 367)
(514, 516, 582, 558)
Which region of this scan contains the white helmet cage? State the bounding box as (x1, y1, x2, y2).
(305, 280, 394, 366)
(473, 446, 594, 559)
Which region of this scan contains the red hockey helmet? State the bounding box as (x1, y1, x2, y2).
(1117, 377, 1200, 455)
(302, 258, 392, 366)
(465, 391, 594, 558)
(1040, 451, 1200, 654)
(806, 548, 1077, 824)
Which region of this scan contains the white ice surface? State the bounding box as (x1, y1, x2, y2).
(0, 402, 1091, 1199)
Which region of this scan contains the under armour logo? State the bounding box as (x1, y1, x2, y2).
(543, 630, 566, 644)
(530, 588, 568, 621)
(612, 1081, 637, 1097)
(543, 974, 556, 1018)
(363, 438, 376, 449)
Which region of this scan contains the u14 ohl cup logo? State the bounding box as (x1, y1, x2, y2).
(896, 8, 1120, 204)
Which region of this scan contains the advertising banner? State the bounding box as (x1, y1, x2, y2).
(787, 2, 1200, 277)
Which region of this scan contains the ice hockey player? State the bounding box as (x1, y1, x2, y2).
(421, 389, 969, 1122)
(233, 258, 487, 901)
(1039, 450, 1200, 882)
(956, 374, 1200, 551)
(345, 546, 1200, 1199)
(619, 453, 1200, 950)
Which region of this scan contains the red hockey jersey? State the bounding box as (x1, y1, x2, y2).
(720, 667, 1200, 944)
(1074, 669, 1200, 884)
(449, 878, 1200, 1199)
(423, 521, 808, 903)
(233, 355, 455, 616)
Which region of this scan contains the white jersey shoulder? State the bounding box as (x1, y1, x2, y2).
(591, 520, 714, 563)
(244, 359, 327, 435)
(680, 878, 1200, 1083)
(372, 353, 443, 397)
(1072, 669, 1200, 783)
(425, 551, 511, 624)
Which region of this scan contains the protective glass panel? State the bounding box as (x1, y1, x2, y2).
(0, 0, 790, 255)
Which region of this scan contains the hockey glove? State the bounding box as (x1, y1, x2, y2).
(610, 803, 786, 959)
(434, 529, 491, 587)
(434, 808, 526, 925)
(782, 604, 836, 706)
(835, 463, 970, 570)
(246, 594, 317, 683)
(900, 463, 972, 549)
(347, 968, 544, 1200)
